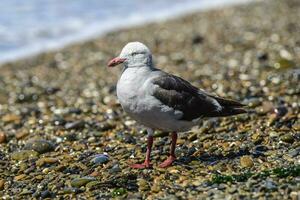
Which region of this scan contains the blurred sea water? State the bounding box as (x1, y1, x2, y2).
(0, 0, 251, 63)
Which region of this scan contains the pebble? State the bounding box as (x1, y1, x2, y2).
(40, 190, 52, 198)
(0, 131, 6, 143)
(91, 154, 109, 165)
(24, 139, 55, 154)
(2, 114, 21, 123)
(36, 157, 58, 166)
(11, 150, 39, 161)
(65, 120, 85, 130)
(0, 179, 4, 190)
(86, 181, 101, 189)
(288, 148, 300, 157)
(71, 177, 96, 188)
(15, 130, 29, 140)
(280, 134, 294, 143)
(138, 179, 149, 191)
(14, 174, 26, 181)
(240, 156, 254, 168)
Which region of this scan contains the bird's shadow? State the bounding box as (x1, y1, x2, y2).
(175, 147, 265, 168)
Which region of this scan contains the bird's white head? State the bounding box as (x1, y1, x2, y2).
(107, 42, 153, 68)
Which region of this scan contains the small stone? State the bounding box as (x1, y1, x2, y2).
(64, 133, 77, 141)
(41, 190, 52, 198)
(11, 150, 39, 161)
(91, 154, 109, 165)
(274, 58, 294, 69)
(274, 106, 288, 117)
(0, 179, 4, 190)
(288, 147, 300, 157)
(65, 120, 85, 130)
(280, 134, 294, 143)
(2, 114, 21, 123)
(90, 171, 100, 177)
(188, 133, 198, 142)
(67, 108, 82, 115)
(24, 139, 55, 154)
(0, 132, 6, 143)
(71, 177, 96, 188)
(86, 181, 101, 189)
(112, 188, 127, 197)
(110, 164, 121, 173)
(15, 130, 29, 140)
(240, 156, 254, 168)
(36, 157, 58, 166)
(62, 187, 82, 194)
(92, 131, 103, 137)
(192, 34, 204, 45)
(257, 52, 268, 61)
(228, 187, 237, 194)
(138, 179, 149, 191)
(14, 174, 26, 181)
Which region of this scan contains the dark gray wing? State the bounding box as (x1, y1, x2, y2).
(151, 73, 246, 121)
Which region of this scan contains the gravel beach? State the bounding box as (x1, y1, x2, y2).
(0, 0, 299, 199)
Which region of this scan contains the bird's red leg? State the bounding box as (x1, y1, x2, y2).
(159, 132, 177, 168)
(130, 134, 154, 169)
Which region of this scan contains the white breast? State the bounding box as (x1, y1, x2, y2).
(116, 66, 198, 132)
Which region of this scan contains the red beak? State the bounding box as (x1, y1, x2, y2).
(107, 57, 126, 67)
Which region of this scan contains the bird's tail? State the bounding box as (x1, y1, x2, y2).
(210, 96, 247, 117)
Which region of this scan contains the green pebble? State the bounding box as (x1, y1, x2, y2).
(11, 150, 39, 161)
(71, 177, 96, 188)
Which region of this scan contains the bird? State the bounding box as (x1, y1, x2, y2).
(107, 42, 246, 169)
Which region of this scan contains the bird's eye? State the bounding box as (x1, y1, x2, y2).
(131, 52, 138, 56)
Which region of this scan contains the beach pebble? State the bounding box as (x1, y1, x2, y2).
(0, 132, 6, 143)
(36, 157, 58, 166)
(91, 154, 109, 165)
(280, 134, 294, 143)
(11, 150, 39, 161)
(24, 139, 55, 154)
(65, 120, 85, 130)
(71, 177, 96, 188)
(0, 179, 4, 190)
(240, 156, 254, 168)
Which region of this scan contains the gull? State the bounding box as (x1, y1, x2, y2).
(108, 42, 246, 168)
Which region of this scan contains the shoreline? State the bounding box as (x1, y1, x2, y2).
(0, 0, 299, 199)
(0, 0, 254, 66)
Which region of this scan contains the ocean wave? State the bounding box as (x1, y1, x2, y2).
(0, 0, 253, 64)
